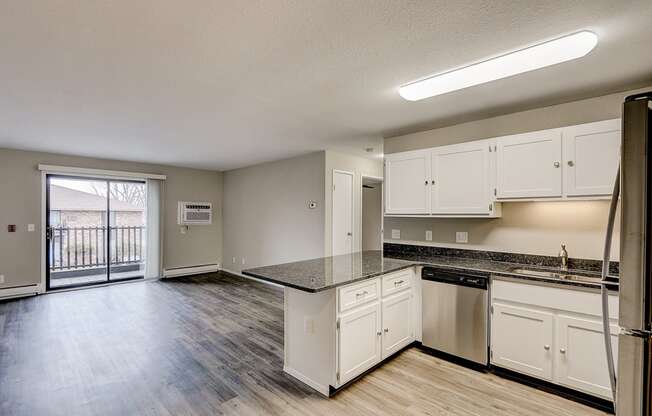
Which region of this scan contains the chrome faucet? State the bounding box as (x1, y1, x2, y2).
(559, 244, 569, 271)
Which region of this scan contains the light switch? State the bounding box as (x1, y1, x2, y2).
(456, 231, 469, 243)
(425, 230, 433, 241)
(27, 224, 35, 232)
(391, 229, 401, 239)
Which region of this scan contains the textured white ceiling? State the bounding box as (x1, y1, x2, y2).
(1, 1, 651, 171)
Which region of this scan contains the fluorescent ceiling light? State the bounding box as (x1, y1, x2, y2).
(399, 31, 598, 101)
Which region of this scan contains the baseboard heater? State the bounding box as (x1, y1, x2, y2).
(0, 284, 40, 300)
(163, 264, 220, 278)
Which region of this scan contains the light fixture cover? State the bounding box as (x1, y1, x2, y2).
(399, 31, 598, 101)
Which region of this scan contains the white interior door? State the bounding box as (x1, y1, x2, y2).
(333, 170, 354, 256)
(563, 119, 621, 197)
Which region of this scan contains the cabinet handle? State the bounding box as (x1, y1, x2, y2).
(394, 280, 404, 286)
(384, 328, 389, 333)
(567, 160, 574, 167)
(544, 345, 550, 351)
(560, 348, 566, 354)
(431, 180, 435, 185)
(355, 291, 368, 298)
(376, 331, 382, 336)
(554, 161, 560, 168)
(425, 180, 428, 185)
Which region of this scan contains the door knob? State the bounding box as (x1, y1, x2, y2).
(560, 348, 566, 354)
(544, 345, 550, 351)
(346, 232, 352, 236)
(567, 160, 574, 167)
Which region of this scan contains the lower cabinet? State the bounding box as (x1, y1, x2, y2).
(491, 303, 554, 381)
(338, 302, 382, 384)
(491, 279, 620, 400)
(381, 291, 413, 359)
(337, 270, 414, 385)
(555, 315, 619, 398)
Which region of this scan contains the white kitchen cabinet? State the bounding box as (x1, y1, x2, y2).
(496, 129, 563, 199)
(381, 291, 413, 359)
(491, 303, 554, 381)
(431, 141, 491, 214)
(338, 301, 382, 384)
(491, 278, 620, 400)
(563, 119, 621, 197)
(555, 315, 619, 398)
(385, 150, 430, 214)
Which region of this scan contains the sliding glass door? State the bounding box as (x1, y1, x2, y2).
(46, 175, 147, 290)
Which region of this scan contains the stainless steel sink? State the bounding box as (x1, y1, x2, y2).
(509, 268, 604, 284)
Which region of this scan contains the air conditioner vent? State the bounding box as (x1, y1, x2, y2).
(178, 201, 212, 225)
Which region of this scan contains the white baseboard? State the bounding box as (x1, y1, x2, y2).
(0, 284, 42, 300)
(221, 268, 283, 289)
(163, 264, 219, 278)
(283, 366, 329, 397)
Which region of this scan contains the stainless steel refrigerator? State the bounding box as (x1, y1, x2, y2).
(602, 91, 652, 415)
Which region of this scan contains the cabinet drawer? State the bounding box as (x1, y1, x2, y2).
(338, 279, 380, 313)
(492, 279, 619, 320)
(382, 269, 412, 297)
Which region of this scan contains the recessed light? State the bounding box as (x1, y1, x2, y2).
(399, 31, 598, 101)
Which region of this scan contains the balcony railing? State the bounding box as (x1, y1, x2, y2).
(49, 226, 146, 271)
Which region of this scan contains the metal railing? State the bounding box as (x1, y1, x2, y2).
(49, 226, 146, 271)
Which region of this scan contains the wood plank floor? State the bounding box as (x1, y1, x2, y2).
(0, 272, 608, 416)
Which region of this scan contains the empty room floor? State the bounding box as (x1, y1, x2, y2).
(0, 273, 608, 416)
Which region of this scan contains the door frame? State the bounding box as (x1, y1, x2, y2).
(332, 169, 355, 256)
(42, 173, 146, 291)
(360, 174, 384, 252)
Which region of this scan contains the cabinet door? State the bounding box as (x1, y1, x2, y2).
(381, 291, 413, 359)
(385, 150, 430, 214)
(338, 302, 382, 384)
(431, 141, 490, 214)
(556, 315, 619, 399)
(563, 119, 621, 197)
(491, 303, 554, 381)
(496, 129, 563, 198)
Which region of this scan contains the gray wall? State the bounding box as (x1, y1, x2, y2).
(383, 86, 652, 260)
(0, 148, 223, 289)
(222, 152, 325, 272)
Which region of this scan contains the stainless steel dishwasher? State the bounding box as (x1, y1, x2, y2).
(421, 266, 489, 366)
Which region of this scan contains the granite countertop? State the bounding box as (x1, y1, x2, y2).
(242, 251, 415, 292)
(242, 250, 619, 293)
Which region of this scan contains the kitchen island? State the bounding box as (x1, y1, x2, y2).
(243, 251, 418, 395)
(243, 248, 619, 397)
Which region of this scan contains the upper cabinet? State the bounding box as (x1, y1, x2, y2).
(431, 140, 492, 214)
(384, 119, 620, 216)
(385, 150, 430, 214)
(563, 119, 621, 197)
(496, 129, 563, 199)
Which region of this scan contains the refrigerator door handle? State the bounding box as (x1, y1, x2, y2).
(601, 166, 620, 407)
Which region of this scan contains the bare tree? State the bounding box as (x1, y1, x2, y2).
(90, 183, 146, 207)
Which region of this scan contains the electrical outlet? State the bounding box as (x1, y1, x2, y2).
(232, 257, 236, 264)
(391, 229, 401, 239)
(456, 231, 469, 243)
(0, 275, 4, 284)
(425, 230, 433, 241)
(27, 224, 35, 232)
(241, 257, 245, 265)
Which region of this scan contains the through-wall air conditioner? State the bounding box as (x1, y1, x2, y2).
(178, 202, 212, 225)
